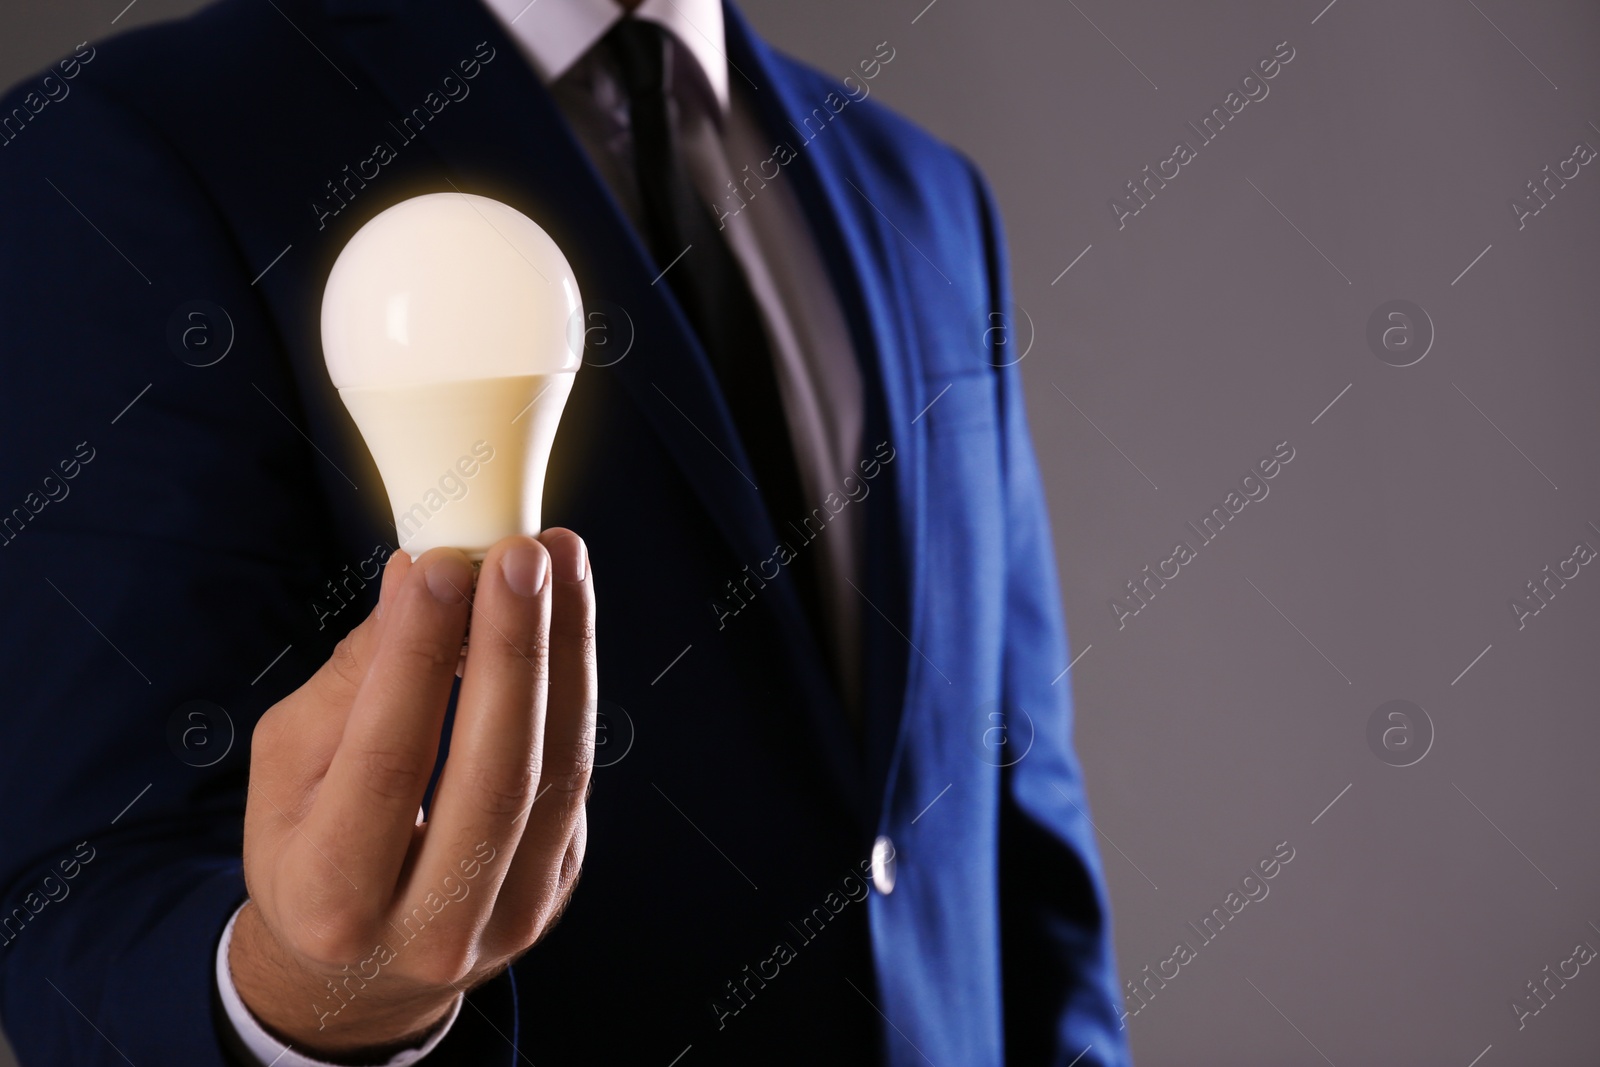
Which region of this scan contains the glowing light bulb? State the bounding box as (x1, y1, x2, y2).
(321, 193, 582, 559)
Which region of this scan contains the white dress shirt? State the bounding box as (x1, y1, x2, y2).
(218, 2, 865, 1063)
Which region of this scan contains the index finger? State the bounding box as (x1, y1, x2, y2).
(303, 548, 474, 906)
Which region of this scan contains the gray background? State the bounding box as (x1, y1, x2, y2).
(5, 1, 1599, 1064)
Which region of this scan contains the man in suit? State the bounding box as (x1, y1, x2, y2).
(0, 0, 1128, 1063)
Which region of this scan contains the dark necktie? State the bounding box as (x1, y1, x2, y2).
(603, 17, 829, 647)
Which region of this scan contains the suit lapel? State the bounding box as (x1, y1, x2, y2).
(724, 7, 924, 811)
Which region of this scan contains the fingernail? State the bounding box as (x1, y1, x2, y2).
(502, 542, 548, 598)
(425, 555, 474, 604)
(549, 532, 587, 583)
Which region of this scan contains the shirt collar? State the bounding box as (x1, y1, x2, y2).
(480, 0, 730, 115)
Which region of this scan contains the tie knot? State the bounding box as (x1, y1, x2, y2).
(604, 16, 669, 100)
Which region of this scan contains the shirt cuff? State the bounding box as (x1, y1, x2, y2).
(215, 903, 464, 1067)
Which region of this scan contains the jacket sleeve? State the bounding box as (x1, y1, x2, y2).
(0, 71, 515, 1065)
(964, 160, 1131, 1067)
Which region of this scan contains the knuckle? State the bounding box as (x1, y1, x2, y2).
(462, 759, 537, 816)
(551, 611, 597, 648)
(559, 829, 587, 890)
(502, 607, 553, 659)
(495, 903, 556, 955)
(525, 628, 552, 672)
(307, 634, 366, 706)
(329, 634, 365, 688)
(250, 709, 284, 754)
(407, 942, 478, 988)
(500, 918, 545, 954)
(539, 738, 595, 799)
(487, 618, 548, 674)
(352, 746, 429, 801)
(394, 631, 462, 672)
(536, 879, 582, 941)
(538, 766, 591, 800)
(279, 910, 372, 970)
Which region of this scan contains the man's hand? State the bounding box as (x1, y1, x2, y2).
(230, 530, 595, 1060)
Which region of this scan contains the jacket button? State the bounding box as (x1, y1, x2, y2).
(871, 835, 897, 895)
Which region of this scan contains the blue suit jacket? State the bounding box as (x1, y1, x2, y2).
(0, 1, 1126, 1063)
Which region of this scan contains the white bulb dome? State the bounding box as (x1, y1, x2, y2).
(321, 192, 582, 387)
